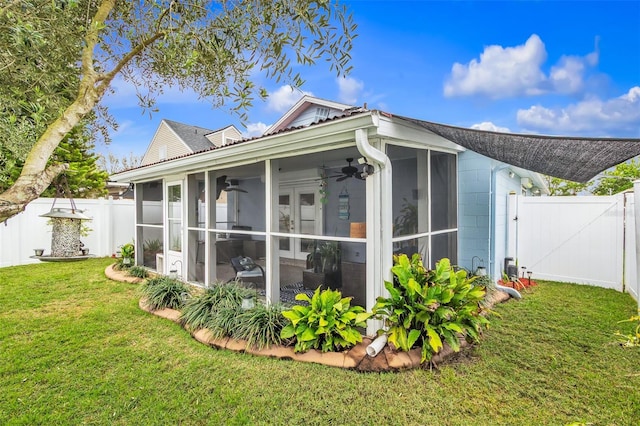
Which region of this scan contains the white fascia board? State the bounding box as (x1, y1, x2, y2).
(112, 113, 376, 182)
(375, 114, 464, 152)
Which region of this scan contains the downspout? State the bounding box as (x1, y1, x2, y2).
(355, 124, 393, 335)
(490, 163, 521, 299)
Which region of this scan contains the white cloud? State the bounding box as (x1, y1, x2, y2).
(517, 86, 640, 135)
(243, 122, 269, 138)
(267, 85, 312, 113)
(471, 122, 511, 133)
(444, 34, 599, 99)
(337, 76, 364, 105)
(444, 34, 547, 99)
(549, 54, 591, 94)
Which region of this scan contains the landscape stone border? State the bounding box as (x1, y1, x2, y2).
(105, 263, 144, 284)
(106, 264, 511, 372)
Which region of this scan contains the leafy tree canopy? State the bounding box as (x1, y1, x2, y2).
(592, 158, 640, 196)
(0, 0, 356, 222)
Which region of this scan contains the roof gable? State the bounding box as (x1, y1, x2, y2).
(163, 119, 216, 152)
(265, 95, 355, 134)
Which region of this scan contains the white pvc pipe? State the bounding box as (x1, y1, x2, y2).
(366, 334, 388, 357)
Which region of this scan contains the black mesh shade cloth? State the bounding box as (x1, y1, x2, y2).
(401, 116, 640, 183)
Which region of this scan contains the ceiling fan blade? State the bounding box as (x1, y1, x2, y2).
(336, 175, 349, 182)
(226, 187, 248, 193)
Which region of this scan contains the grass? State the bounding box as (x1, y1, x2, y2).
(0, 258, 638, 425)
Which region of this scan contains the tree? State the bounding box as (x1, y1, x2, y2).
(0, 125, 109, 198)
(0, 0, 356, 222)
(98, 152, 142, 175)
(544, 176, 592, 196)
(592, 158, 640, 196)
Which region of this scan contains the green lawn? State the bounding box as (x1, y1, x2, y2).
(1, 258, 638, 425)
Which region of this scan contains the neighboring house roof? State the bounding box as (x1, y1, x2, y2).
(400, 116, 640, 183)
(163, 119, 217, 152)
(265, 95, 356, 134)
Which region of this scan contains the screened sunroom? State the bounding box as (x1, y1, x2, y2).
(114, 109, 461, 334)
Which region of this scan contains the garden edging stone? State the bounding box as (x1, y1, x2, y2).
(111, 265, 511, 372)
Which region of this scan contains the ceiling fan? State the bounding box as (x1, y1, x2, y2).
(329, 158, 366, 181)
(216, 175, 248, 199)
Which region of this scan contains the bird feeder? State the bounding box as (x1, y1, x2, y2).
(33, 176, 93, 261)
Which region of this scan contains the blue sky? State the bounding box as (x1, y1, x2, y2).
(101, 0, 640, 159)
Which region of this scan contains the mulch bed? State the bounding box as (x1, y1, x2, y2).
(106, 263, 514, 372)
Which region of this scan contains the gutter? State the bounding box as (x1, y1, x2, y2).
(490, 163, 522, 299)
(355, 121, 393, 334)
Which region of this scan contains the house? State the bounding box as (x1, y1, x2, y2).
(111, 96, 640, 334)
(141, 119, 242, 166)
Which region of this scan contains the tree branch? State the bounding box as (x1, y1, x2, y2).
(0, 162, 68, 223)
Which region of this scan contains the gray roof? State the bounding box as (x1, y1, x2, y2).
(163, 119, 216, 152)
(401, 116, 640, 183)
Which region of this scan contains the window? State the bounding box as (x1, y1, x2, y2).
(314, 107, 330, 122)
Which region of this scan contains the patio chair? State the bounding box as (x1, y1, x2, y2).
(229, 256, 265, 287)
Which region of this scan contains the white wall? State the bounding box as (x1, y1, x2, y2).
(0, 197, 135, 268)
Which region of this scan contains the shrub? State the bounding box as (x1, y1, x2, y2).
(140, 276, 191, 311)
(235, 303, 289, 350)
(179, 282, 251, 331)
(128, 265, 149, 279)
(372, 254, 489, 363)
(208, 305, 243, 339)
(281, 287, 372, 353)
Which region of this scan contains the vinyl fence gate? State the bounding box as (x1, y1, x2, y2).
(508, 193, 638, 304)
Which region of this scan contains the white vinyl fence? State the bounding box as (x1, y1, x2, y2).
(0, 197, 134, 268)
(511, 192, 638, 303)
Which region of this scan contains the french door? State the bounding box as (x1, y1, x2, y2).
(278, 185, 321, 261)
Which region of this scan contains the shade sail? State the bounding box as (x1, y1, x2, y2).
(402, 117, 640, 183)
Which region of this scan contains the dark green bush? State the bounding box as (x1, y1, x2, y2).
(180, 282, 252, 334)
(235, 303, 289, 350)
(140, 276, 191, 311)
(128, 266, 149, 279)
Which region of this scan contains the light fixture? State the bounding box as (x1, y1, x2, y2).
(360, 163, 374, 178)
(521, 177, 533, 189)
(521, 266, 527, 279)
(509, 171, 515, 178)
(241, 296, 255, 310)
(527, 270, 533, 281)
(472, 256, 486, 276)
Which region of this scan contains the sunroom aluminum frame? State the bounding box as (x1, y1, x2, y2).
(114, 110, 463, 334)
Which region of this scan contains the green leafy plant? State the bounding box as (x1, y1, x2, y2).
(281, 287, 372, 353)
(179, 282, 251, 331)
(139, 276, 190, 311)
(128, 265, 149, 279)
(113, 241, 135, 270)
(235, 303, 289, 350)
(373, 254, 489, 363)
(614, 315, 640, 347)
